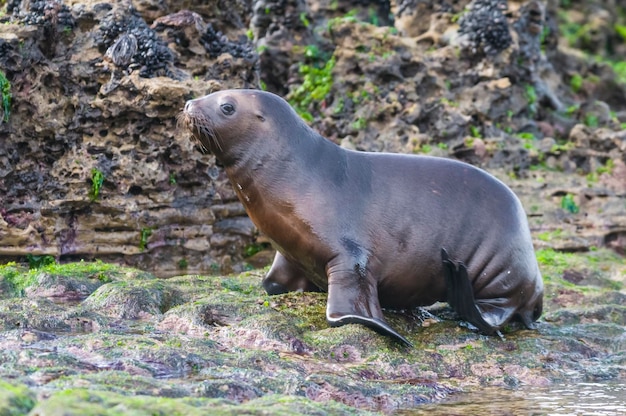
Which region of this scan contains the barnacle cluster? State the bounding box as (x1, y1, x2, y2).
(458, 0, 512, 56)
(200, 24, 256, 61)
(395, 0, 454, 17)
(7, 0, 75, 29)
(251, 0, 310, 35)
(95, 4, 175, 78)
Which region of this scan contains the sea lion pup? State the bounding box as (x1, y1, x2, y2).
(180, 89, 544, 346)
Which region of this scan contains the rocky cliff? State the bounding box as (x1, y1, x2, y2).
(1, 0, 262, 276)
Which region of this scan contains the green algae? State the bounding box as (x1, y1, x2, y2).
(270, 291, 328, 333)
(0, 381, 35, 416)
(0, 69, 11, 123)
(89, 168, 105, 201)
(28, 388, 366, 416)
(238, 312, 308, 343)
(166, 270, 266, 301)
(29, 388, 226, 416)
(305, 322, 399, 355)
(0, 251, 625, 413)
(0, 260, 155, 299)
(288, 55, 336, 122)
(36, 260, 155, 281)
(537, 248, 624, 291)
(47, 370, 190, 398)
(163, 289, 270, 331)
(83, 280, 185, 318)
(0, 297, 74, 331)
(25, 254, 56, 269)
(0, 262, 36, 297)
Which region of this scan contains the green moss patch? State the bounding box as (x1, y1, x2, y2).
(0, 261, 155, 299)
(0, 381, 36, 416)
(28, 388, 366, 416)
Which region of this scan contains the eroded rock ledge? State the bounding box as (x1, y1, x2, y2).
(0, 1, 261, 276)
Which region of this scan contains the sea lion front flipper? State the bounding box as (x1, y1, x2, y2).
(441, 248, 501, 334)
(263, 252, 321, 295)
(325, 270, 412, 347)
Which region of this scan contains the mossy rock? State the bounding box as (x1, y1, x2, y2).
(27, 388, 368, 416)
(0, 261, 155, 300)
(82, 280, 185, 319)
(0, 381, 36, 416)
(0, 297, 74, 332)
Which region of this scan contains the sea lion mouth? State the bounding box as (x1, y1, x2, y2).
(177, 105, 223, 154)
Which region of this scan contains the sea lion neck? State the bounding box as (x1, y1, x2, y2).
(297, 129, 351, 184)
(225, 124, 347, 186)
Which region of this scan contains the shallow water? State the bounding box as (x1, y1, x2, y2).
(401, 381, 626, 415)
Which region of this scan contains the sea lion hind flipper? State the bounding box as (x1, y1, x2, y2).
(441, 248, 498, 334)
(474, 300, 518, 331)
(326, 273, 412, 347)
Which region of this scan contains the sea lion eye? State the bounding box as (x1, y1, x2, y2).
(220, 103, 235, 116)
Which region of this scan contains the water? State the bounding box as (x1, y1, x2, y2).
(401, 381, 626, 415)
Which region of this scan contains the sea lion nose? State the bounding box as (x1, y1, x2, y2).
(184, 101, 193, 113)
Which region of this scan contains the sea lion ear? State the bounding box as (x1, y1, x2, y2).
(255, 112, 266, 122)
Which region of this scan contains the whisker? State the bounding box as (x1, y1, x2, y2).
(193, 113, 220, 152)
(177, 110, 214, 153)
(209, 124, 223, 152)
(175, 111, 187, 130)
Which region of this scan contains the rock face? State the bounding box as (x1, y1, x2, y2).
(0, 0, 260, 276)
(1, 0, 625, 277)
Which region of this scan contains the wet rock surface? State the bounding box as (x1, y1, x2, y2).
(0, 251, 624, 414)
(0, 0, 625, 413)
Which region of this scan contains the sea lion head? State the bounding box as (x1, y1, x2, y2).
(179, 89, 303, 166)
